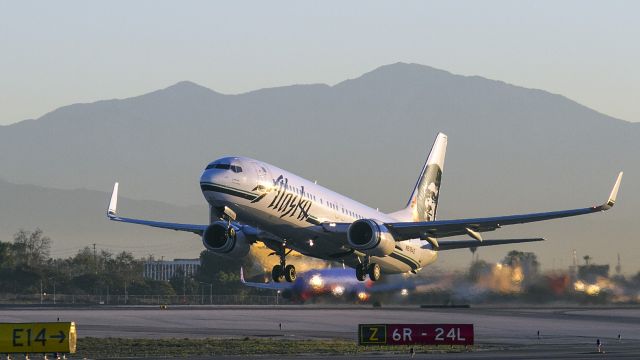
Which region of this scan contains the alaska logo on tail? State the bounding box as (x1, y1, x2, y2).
(393, 133, 447, 222)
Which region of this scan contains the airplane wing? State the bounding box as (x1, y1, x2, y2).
(324, 172, 622, 245)
(386, 171, 622, 241)
(240, 267, 294, 291)
(107, 182, 208, 235)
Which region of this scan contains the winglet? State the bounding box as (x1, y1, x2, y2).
(108, 182, 119, 217)
(602, 172, 623, 210)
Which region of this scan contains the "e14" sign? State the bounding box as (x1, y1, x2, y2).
(0, 322, 77, 354)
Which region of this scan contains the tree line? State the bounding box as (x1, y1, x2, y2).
(0, 229, 255, 296)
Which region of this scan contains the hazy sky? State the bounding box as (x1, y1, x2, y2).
(1, 1, 638, 125)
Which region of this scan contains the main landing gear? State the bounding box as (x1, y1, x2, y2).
(356, 257, 381, 282)
(271, 244, 296, 283)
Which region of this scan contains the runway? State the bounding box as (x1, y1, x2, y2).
(1, 305, 639, 358)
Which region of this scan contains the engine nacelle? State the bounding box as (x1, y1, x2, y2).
(347, 219, 395, 257)
(202, 221, 250, 258)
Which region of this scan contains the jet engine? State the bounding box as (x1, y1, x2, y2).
(202, 221, 250, 258)
(347, 219, 395, 256)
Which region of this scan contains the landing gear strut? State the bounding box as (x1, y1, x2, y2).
(356, 265, 366, 281)
(271, 243, 296, 283)
(356, 257, 381, 282)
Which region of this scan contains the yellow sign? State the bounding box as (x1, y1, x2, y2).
(358, 324, 386, 345)
(0, 322, 76, 354)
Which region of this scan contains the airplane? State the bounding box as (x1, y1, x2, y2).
(240, 266, 427, 302)
(240, 267, 376, 302)
(107, 133, 623, 283)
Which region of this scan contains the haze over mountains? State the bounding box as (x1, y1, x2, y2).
(0, 179, 204, 259)
(0, 63, 637, 271)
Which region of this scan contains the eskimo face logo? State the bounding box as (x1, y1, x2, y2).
(251, 175, 312, 221)
(412, 164, 442, 222)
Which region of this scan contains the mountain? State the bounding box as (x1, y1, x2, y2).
(0, 63, 637, 269)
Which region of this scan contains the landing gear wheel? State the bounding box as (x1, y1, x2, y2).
(355, 265, 367, 281)
(284, 265, 297, 282)
(272, 265, 284, 282)
(368, 263, 381, 282)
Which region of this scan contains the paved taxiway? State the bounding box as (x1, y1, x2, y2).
(1, 305, 638, 358)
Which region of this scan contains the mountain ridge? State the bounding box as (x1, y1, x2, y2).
(4, 62, 631, 129)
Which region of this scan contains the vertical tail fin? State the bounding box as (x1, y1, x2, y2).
(391, 133, 447, 222)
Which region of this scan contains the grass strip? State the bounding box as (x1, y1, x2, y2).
(75, 337, 472, 357)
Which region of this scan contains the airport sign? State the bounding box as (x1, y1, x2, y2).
(0, 322, 76, 354)
(358, 323, 473, 346)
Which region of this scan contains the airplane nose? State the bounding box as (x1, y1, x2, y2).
(200, 170, 213, 183)
(200, 169, 223, 202)
(200, 169, 219, 186)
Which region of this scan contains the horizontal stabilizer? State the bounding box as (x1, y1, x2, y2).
(429, 238, 544, 251)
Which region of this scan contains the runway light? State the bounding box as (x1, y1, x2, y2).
(357, 291, 369, 301)
(586, 284, 601, 296)
(574, 280, 601, 296)
(309, 274, 324, 290)
(308, 239, 314, 247)
(400, 289, 409, 296)
(332, 285, 345, 296)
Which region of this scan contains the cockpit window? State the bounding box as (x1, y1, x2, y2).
(206, 163, 231, 170)
(205, 162, 242, 172)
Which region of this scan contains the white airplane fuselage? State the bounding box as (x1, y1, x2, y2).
(200, 156, 437, 274)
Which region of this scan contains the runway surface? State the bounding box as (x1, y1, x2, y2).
(1, 305, 639, 358)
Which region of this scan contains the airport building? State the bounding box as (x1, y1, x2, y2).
(143, 259, 201, 281)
